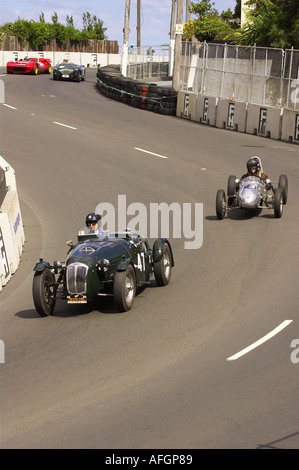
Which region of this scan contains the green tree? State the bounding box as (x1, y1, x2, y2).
(189, 0, 217, 17)
(238, 0, 299, 48)
(233, 0, 241, 19)
(1, 11, 109, 49)
(82, 11, 107, 39)
(52, 12, 58, 24)
(187, 0, 236, 42)
(27, 21, 50, 49)
(66, 15, 74, 27)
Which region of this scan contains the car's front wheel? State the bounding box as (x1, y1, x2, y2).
(274, 187, 283, 218)
(114, 264, 136, 312)
(227, 175, 237, 206)
(32, 269, 56, 316)
(154, 243, 172, 286)
(279, 174, 288, 204)
(216, 189, 227, 220)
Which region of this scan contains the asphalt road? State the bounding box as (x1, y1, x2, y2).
(0, 67, 298, 450)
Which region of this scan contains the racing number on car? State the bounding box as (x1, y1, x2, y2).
(0, 227, 10, 279)
(137, 252, 146, 271)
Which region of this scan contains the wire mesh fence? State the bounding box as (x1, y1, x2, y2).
(126, 45, 170, 80)
(179, 42, 299, 110)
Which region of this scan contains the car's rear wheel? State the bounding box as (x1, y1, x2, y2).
(47, 64, 52, 74)
(114, 264, 136, 312)
(32, 269, 56, 316)
(279, 174, 288, 204)
(274, 187, 283, 218)
(154, 243, 172, 286)
(227, 175, 237, 206)
(216, 189, 227, 220)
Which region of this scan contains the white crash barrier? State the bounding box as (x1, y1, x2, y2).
(176, 91, 198, 121)
(1, 51, 121, 68)
(215, 99, 247, 133)
(0, 213, 15, 288)
(195, 94, 218, 126)
(281, 109, 299, 144)
(245, 104, 282, 140)
(0, 156, 25, 291)
(176, 93, 298, 144)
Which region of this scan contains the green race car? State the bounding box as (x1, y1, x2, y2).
(32, 229, 174, 316)
(53, 60, 86, 82)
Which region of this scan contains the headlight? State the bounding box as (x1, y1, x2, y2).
(97, 259, 110, 272)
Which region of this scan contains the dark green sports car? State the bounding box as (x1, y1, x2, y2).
(32, 229, 174, 316)
(53, 60, 86, 82)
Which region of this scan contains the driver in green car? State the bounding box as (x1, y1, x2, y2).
(85, 212, 104, 234)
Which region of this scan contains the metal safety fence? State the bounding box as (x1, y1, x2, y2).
(126, 45, 170, 80)
(179, 42, 299, 110)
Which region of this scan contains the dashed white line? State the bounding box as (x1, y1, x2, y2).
(53, 121, 77, 130)
(3, 103, 17, 109)
(227, 320, 293, 361)
(134, 147, 168, 159)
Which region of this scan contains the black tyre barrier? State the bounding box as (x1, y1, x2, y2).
(96, 66, 177, 116)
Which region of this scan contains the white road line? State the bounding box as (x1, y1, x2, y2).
(227, 320, 293, 361)
(134, 147, 168, 159)
(3, 103, 17, 109)
(53, 121, 77, 130)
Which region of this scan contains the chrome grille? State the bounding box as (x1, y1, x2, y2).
(66, 262, 88, 295)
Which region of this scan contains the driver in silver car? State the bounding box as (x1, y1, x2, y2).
(237, 156, 272, 189)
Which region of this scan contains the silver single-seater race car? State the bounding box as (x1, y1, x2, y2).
(216, 171, 288, 220)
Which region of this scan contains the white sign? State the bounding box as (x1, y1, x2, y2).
(176, 24, 183, 35)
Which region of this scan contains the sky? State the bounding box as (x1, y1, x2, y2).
(0, 0, 237, 49)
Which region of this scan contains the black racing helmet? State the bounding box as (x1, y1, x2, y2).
(85, 212, 101, 227)
(246, 156, 260, 174)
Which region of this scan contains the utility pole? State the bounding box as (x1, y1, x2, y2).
(186, 0, 191, 22)
(137, 0, 141, 54)
(121, 0, 131, 76)
(172, 0, 184, 90)
(169, 0, 177, 77)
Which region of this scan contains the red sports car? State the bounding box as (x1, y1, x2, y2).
(6, 57, 52, 75)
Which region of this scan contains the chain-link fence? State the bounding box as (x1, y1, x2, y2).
(126, 45, 170, 80)
(179, 42, 299, 110)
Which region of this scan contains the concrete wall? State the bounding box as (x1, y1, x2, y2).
(1, 50, 121, 68)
